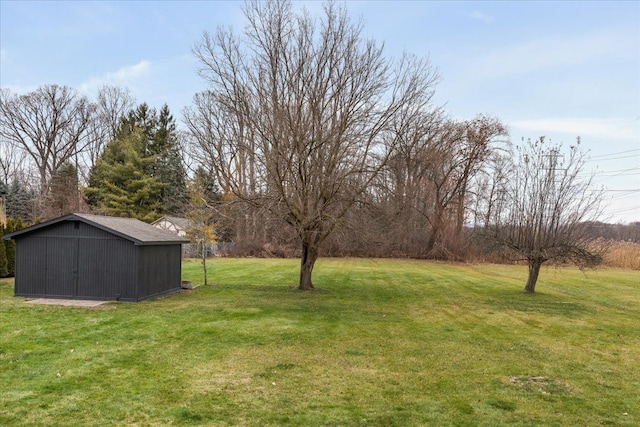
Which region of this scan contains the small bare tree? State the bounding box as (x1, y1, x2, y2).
(186, 0, 438, 289)
(185, 183, 216, 287)
(479, 137, 605, 293)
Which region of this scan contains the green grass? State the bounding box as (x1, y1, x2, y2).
(1, 258, 639, 426)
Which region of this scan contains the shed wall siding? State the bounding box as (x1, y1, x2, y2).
(137, 245, 182, 300)
(14, 236, 47, 296)
(44, 236, 76, 297)
(76, 237, 137, 300)
(30, 222, 75, 237)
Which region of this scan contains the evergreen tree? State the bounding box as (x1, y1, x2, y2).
(5, 179, 36, 223)
(86, 128, 164, 222)
(0, 179, 6, 221)
(109, 103, 187, 215)
(0, 224, 8, 278)
(149, 104, 187, 215)
(4, 217, 16, 277)
(118, 103, 157, 152)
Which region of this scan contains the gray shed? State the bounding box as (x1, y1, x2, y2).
(2, 213, 189, 302)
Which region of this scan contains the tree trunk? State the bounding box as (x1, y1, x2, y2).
(455, 189, 466, 236)
(524, 257, 543, 293)
(299, 239, 318, 290)
(201, 241, 208, 287)
(425, 213, 443, 257)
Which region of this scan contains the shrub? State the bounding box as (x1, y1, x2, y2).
(4, 218, 16, 277)
(0, 230, 8, 277)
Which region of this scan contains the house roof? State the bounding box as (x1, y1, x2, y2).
(3, 213, 190, 245)
(151, 215, 189, 229)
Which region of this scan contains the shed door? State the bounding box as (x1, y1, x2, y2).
(45, 237, 77, 298)
(76, 237, 135, 300)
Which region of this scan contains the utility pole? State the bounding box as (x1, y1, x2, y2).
(542, 146, 566, 219)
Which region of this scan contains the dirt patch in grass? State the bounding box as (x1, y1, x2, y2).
(24, 298, 110, 308)
(507, 375, 573, 395)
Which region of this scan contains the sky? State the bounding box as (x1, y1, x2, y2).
(1, 0, 639, 224)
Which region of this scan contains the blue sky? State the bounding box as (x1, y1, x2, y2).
(1, 0, 639, 223)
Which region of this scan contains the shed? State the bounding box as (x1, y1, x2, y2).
(2, 213, 189, 302)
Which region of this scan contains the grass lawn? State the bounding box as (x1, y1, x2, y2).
(1, 258, 638, 426)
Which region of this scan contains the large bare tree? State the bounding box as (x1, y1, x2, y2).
(185, 0, 438, 289)
(479, 137, 605, 293)
(0, 85, 95, 202)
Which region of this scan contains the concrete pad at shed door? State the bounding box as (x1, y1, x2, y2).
(25, 298, 108, 307)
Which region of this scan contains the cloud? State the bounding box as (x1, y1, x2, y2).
(469, 11, 494, 24)
(111, 60, 150, 81)
(510, 117, 640, 142)
(79, 60, 151, 94)
(469, 26, 637, 80)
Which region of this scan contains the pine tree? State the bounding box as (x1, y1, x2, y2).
(149, 104, 187, 215)
(0, 224, 8, 278)
(5, 179, 36, 223)
(86, 128, 164, 222)
(4, 217, 16, 277)
(105, 103, 187, 216)
(118, 103, 157, 152)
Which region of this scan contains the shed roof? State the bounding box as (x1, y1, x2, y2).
(3, 213, 190, 245)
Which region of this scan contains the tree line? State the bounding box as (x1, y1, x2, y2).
(0, 0, 612, 292)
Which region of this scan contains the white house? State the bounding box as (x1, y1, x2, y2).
(151, 216, 188, 237)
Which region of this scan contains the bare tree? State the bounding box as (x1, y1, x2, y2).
(0, 85, 95, 204)
(185, 0, 438, 289)
(478, 137, 605, 293)
(43, 161, 81, 220)
(452, 116, 508, 235)
(80, 85, 136, 182)
(0, 139, 28, 186)
(470, 150, 512, 230)
(382, 113, 506, 257)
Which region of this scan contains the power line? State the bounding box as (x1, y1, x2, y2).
(589, 149, 640, 159)
(588, 154, 640, 162)
(607, 192, 640, 201)
(606, 205, 640, 215)
(596, 169, 640, 178)
(593, 169, 640, 175)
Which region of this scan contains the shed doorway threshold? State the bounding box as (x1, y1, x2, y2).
(25, 298, 108, 307)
